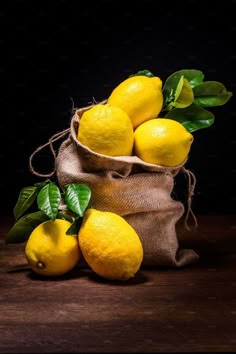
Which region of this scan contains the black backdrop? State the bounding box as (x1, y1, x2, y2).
(1, 0, 236, 216)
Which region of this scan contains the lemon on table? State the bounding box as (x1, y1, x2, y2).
(108, 75, 163, 129)
(77, 103, 134, 156)
(134, 118, 193, 167)
(78, 209, 143, 280)
(25, 219, 80, 277)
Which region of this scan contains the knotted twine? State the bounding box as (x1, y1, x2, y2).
(29, 104, 199, 267)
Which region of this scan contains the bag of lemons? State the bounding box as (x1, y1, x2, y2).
(55, 104, 197, 267)
(30, 69, 232, 267)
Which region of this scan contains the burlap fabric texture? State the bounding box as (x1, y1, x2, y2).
(30, 104, 199, 267)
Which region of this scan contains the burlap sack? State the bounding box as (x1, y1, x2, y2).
(52, 105, 199, 267)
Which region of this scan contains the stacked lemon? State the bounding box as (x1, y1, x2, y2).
(77, 74, 193, 167)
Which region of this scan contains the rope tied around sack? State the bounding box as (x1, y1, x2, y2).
(29, 128, 71, 178)
(181, 166, 198, 231)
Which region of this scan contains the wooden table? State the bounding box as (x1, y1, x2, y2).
(1, 215, 236, 353)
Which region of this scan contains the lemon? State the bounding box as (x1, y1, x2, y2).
(134, 118, 193, 166)
(77, 103, 134, 156)
(78, 209, 143, 280)
(108, 75, 163, 129)
(25, 219, 80, 277)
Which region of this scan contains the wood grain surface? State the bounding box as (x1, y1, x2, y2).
(0, 215, 236, 353)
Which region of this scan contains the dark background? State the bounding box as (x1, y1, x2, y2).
(1, 0, 236, 217)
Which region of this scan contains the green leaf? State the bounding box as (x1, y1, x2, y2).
(57, 212, 74, 223)
(165, 104, 215, 132)
(6, 211, 49, 244)
(37, 183, 61, 220)
(163, 69, 204, 109)
(13, 186, 38, 221)
(65, 184, 91, 217)
(174, 75, 184, 101)
(129, 69, 155, 78)
(172, 77, 194, 109)
(177, 69, 204, 88)
(193, 81, 233, 107)
(33, 179, 51, 188)
(66, 217, 83, 236)
(164, 69, 204, 90)
(12, 180, 53, 221)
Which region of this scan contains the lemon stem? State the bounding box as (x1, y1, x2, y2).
(36, 261, 45, 269)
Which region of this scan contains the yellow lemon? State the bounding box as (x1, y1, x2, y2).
(134, 118, 193, 166)
(25, 219, 80, 277)
(78, 209, 143, 280)
(77, 103, 134, 156)
(108, 75, 163, 129)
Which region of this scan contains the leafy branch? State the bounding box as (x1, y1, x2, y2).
(6, 180, 91, 244)
(132, 68, 233, 132)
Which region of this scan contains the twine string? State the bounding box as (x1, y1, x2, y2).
(181, 166, 198, 231)
(29, 128, 71, 178)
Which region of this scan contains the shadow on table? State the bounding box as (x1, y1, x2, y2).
(7, 263, 150, 286)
